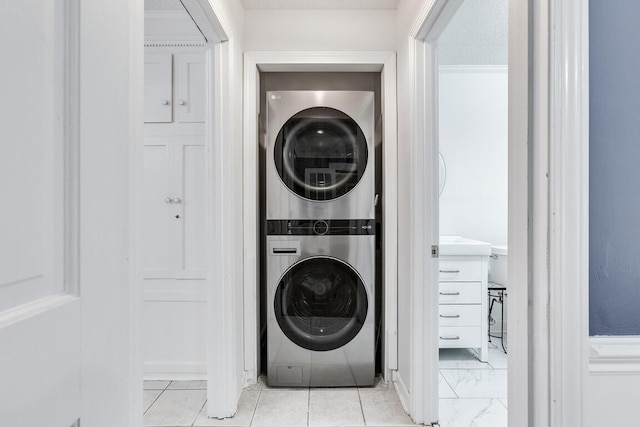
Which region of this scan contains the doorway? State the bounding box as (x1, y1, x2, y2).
(435, 1, 509, 425)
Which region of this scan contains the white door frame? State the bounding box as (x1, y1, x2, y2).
(130, 0, 231, 422)
(407, 0, 538, 425)
(242, 51, 399, 384)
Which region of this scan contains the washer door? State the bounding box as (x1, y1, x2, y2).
(274, 257, 368, 351)
(274, 107, 368, 201)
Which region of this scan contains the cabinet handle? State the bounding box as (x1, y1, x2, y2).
(172, 197, 182, 204)
(440, 314, 460, 318)
(440, 335, 460, 340)
(439, 291, 460, 296)
(162, 99, 170, 105)
(440, 269, 461, 274)
(165, 197, 172, 203)
(178, 100, 186, 106)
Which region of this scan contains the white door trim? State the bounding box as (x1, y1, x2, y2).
(130, 0, 232, 421)
(549, 0, 589, 425)
(408, 0, 539, 424)
(242, 50, 399, 384)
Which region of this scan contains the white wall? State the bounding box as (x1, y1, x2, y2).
(244, 9, 396, 51)
(438, 66, 508, 247)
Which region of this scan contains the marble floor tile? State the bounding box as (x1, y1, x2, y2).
(439, 398, 507, 427)
(487, 346, 508, 370)
(251, 389, 309, 427)
(438, 349, 492, 370)
(308, 389, 364, 427)
(438, 373, 457, 399)
(440, 370, 507, 399)
(144, 389, 163, 413)
(359, 384, 417, 426)
(144, 380, 171, 390)
(168, 380, 208, 390)
(193, 390, 260, 426)
(144, 389, 207, 426)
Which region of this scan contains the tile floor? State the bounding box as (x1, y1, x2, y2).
(144, 377, 417, 427)
(143, 343, 507, 427)
(438, 342, 508, 427)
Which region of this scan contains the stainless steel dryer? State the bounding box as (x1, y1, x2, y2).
(266, 219, 375, 387)
(266, 91, 375, 220)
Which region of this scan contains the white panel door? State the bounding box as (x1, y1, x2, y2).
(175, 53, 206, 122)
(142, 137, 179, 279)
(145, 53, 173, 123)
(0, 1, 81, 425)
(176, 140, 206, 278)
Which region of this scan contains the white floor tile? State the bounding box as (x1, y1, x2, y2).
(487, 346, 508, 369)
(251, 389, 309, 427)
(359, 385, 417, 426)
(144, 380, 171, 390)
(440, 369, 507, 399)
(193, 390, 260, 426)
(144, 389, 207, 426)
(168, 380, 208, 390)
(439, 349, 492, 370)
(500, 399, 508, 409)
(144, 390, 163, 413)
(308, 389, 364, 427)
(438, 373, 457, 399)
(439, 398, 507, 427)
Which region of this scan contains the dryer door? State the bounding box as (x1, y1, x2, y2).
(274, 107, 368, 201)
(274, 256, 368, 351)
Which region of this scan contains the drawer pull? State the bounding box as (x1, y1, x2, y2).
(440, 269, 461, 274)
(440, 335, 460, 340)
(439, 291, 460, 296)
(440, 314, 460, 318)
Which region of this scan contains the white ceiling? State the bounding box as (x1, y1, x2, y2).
(145, 0, 184, 10)
(242, 0, 400, 10)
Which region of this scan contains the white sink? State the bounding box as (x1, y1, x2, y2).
(439, 235, 491, 256)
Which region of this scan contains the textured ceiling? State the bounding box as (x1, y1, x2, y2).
(242, 0, 399, 10)
(439, 0, 508, 66)
(145, 0, 184, 10)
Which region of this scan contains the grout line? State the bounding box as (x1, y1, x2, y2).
(191, 398, 208, 427)
(439, 370, 459, 399)
(249, 383, 262, 426)
(356, 387, 367, 426)
(143, 388, 166, 417)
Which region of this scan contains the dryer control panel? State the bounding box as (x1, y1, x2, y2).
(266, 219, 374, 236)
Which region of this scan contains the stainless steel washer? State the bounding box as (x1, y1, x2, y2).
(266, 219, 375, 387)
(266, 91, 375, 220)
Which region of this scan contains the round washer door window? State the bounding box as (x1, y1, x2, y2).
(274, 257, 368, 351)
(274, 107, 368, 201)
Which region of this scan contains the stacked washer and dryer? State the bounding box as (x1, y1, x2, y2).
(266, 91, 376, 387)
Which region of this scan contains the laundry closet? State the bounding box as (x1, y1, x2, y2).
(140, 6, 208, 380)
(257, 73, 385, 385)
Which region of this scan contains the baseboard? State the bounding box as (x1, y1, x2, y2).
(392, 370, 411, 413)
(144, 362, 207, 380)
(589, 336, 640, 374)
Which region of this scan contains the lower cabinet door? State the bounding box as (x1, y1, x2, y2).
(438, 326, 482, 348)
(438, 305, 482, 327)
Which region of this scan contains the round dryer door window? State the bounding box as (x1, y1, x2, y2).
(274, 257, 368, 351)
(274, 107, 368, 201)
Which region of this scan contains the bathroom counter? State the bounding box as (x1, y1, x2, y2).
(439, 235, 491, 256)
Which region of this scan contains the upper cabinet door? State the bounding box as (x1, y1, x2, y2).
(175, 53, 206, 123)
(145, 53, 173, 123)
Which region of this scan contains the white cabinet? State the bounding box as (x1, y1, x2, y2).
(144, 53, 205, 123)
(438, 255, 489, 362)
(144, 53, 173, 123)
(141, 136, 206, 280)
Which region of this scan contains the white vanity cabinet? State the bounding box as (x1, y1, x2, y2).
(438, 253, 489, 362)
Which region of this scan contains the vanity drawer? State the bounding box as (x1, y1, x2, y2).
(439, 282, 482, 304)
(439, 326, 482, 348)
(439, 259, 482, 282)
(438, 305, 481, 326)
